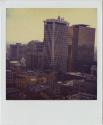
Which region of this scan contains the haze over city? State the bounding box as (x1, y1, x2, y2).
(6, 8, 97, 45)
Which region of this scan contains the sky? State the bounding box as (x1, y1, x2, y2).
(6, 8, 97, 44)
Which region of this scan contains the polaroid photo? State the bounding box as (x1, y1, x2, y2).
(0, 0, 102, 125)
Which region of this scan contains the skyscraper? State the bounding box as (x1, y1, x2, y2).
(44, 16, 69, 73)
(69, 24, 95, 72)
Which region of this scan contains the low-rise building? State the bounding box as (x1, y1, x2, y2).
(69, 92, 96, 100)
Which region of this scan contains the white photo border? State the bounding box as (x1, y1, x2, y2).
(0, 0, 102, 125)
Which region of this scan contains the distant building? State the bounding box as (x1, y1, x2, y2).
(69, 24, 95, 73)
(67, 27, 73, 71)
(59, 72, 97, 96)
(9, 43, 26, 60)
(44, 16, 69, 73)
(9, 43, 21, 60)
(6, 70, 17, 87)
(26, 40, 44, 71)
(69, 92, 96, 100)
(6, 70, 14, 87)
(6, 58, 10, 69)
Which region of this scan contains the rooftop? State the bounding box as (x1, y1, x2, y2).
(70, 92, 96, 99)
(44, 16, 69, 25)
(73, 24, 89, 27)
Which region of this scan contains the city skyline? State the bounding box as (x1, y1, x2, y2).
(6, 8, 97, 45)
(6, 13, 97, 100)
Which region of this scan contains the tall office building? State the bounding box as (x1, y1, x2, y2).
(69, 24, 95, 72)
(44, 16, 69, 73)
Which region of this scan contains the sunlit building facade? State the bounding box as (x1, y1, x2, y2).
(44, 16, 69, 73)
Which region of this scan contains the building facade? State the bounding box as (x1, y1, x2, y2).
(44, 16, 69, 73)
(69, 24, 95, 72)
(26, 40, 44, 71)
(9, 43, 26, 60)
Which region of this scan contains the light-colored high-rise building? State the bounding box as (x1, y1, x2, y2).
(44, 16, 69, 73)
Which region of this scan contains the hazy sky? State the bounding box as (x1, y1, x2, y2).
(6, 8, 97, 44)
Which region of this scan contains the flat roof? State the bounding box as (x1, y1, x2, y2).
(44, 17, 69, 25)
(72, 24, 89, 27)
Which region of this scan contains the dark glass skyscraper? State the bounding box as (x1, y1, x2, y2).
(69, 24, 95, 72)
(44, 16, 69, 73)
